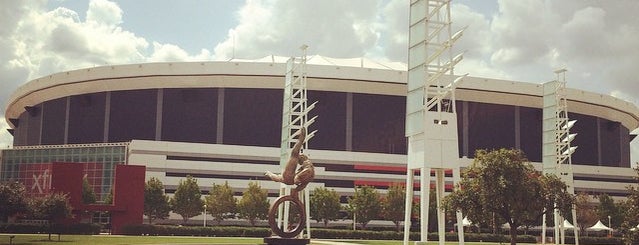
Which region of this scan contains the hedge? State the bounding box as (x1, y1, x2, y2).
(119, 225, 537, 243)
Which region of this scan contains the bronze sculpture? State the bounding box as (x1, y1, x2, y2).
(265, 128, 314, 239)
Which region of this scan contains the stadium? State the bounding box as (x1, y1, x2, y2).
(2, 56, 639, 224)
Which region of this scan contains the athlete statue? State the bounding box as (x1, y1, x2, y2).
(265, 128, 314, 191)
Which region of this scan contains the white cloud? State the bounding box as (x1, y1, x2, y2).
(148, 42, 212, 62)
(86, 0, 122, 26)
(214, 0, 384, 60)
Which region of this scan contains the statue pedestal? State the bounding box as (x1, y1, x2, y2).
(263, 236, 310, 245)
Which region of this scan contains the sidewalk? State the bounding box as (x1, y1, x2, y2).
(313, 240, 364, 245)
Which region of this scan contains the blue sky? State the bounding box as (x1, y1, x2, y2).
(1, 0, 639, 161)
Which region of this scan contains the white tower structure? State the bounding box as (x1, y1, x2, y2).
(279, 45, 317, 238)
(541, 69, 579, 245)
(403, 0, 466, 244)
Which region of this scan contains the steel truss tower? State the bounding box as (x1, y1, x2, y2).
(279, 45, 317, 239)
(541, 69, 579, 245)
(403, 0, 466, 244)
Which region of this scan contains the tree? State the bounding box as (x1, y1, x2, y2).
(575, 192, 598, 234)
(205, 181, 237, 225)
(82, 177, 97, 204)
(103, 188, 114, 205)
(144, 177, 171, 224)
(237, 181, 269, 226)
(596, 194, 624, 229)
(382, 183, 405, 231)
(442, 148, 574, 245)
(0, 181, 29, 222)
(170, 176, 204, 224)
(620, 166, 639, 244)
(31, 192, 73, 240)
(309, 187, 341, 227)
(348, 185, 381, 229)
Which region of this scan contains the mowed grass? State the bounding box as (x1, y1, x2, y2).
(0, 235, 538, 245)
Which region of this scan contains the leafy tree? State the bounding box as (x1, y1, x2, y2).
(620, 166, 639, 244)
(442, 148, 574, 245)
(237, 181, 269, 226)
(596, 194, 624, 229)
(31, 192, 73, 240)
(205, 181, 237, 225)
(103, 188, 114, 205)
(144, 177, 171, 224)
(348, 185, 381, 229)
(0, 181, 29, 222)
(575, 192, 598, 234)
(382, 183, 405, 231)
(309, 187, 341, 227)
(82, 176, 97, 204)
(170, 176, 204, 224)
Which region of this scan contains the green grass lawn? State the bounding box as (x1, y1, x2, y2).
(0, 235, 538, 245)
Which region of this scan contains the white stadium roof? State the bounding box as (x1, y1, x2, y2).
(228, 55, 408, 71)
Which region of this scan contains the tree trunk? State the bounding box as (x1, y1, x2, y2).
(324, 220, 328, 228)
(509, 223, 517, 245)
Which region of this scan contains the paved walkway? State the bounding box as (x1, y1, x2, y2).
(313, 240, 361, 245)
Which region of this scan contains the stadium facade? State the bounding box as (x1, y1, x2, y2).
(2, 56, 638, 215)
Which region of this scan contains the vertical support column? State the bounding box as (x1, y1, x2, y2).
(435, 169, 445, 245)
(155, 88, 163, 141)
(216, 88, 225, 144)
(420, 167, 430, 243)
(515, 106, 521, 149)
(596, 118, 602, 165)
(403, 170, 415, 245)
(38, 104, 44, 145)
(345, 93, 353, 151)
(64, 97, 70, 144)
(462, 101, 469, 157)
(453, 168, 465, 244)
(103, 91, 111, 143)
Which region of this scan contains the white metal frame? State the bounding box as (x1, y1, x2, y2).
(541, 69, 579, 245)
(279, 45, 317, 239)
(404, 0, 466, 244)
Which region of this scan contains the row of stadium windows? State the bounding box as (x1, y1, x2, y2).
(10, 87, 630, 167)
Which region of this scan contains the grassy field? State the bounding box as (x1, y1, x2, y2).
(0, 235, 538, 245)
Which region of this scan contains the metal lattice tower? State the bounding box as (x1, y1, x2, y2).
(541, 69, 579, 245)
(404, 0, 466, 244)
(279, 45, 317, 238)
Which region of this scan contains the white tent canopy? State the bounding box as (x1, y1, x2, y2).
(561, 219, 575, 229)
(454, 217, 473, 227)
(462, 217, 472, 227)
(587, 220, 612, 231)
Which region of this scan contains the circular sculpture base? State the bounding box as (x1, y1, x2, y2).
(263, 236, 310, 245)
(268, 194, 306, 238)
